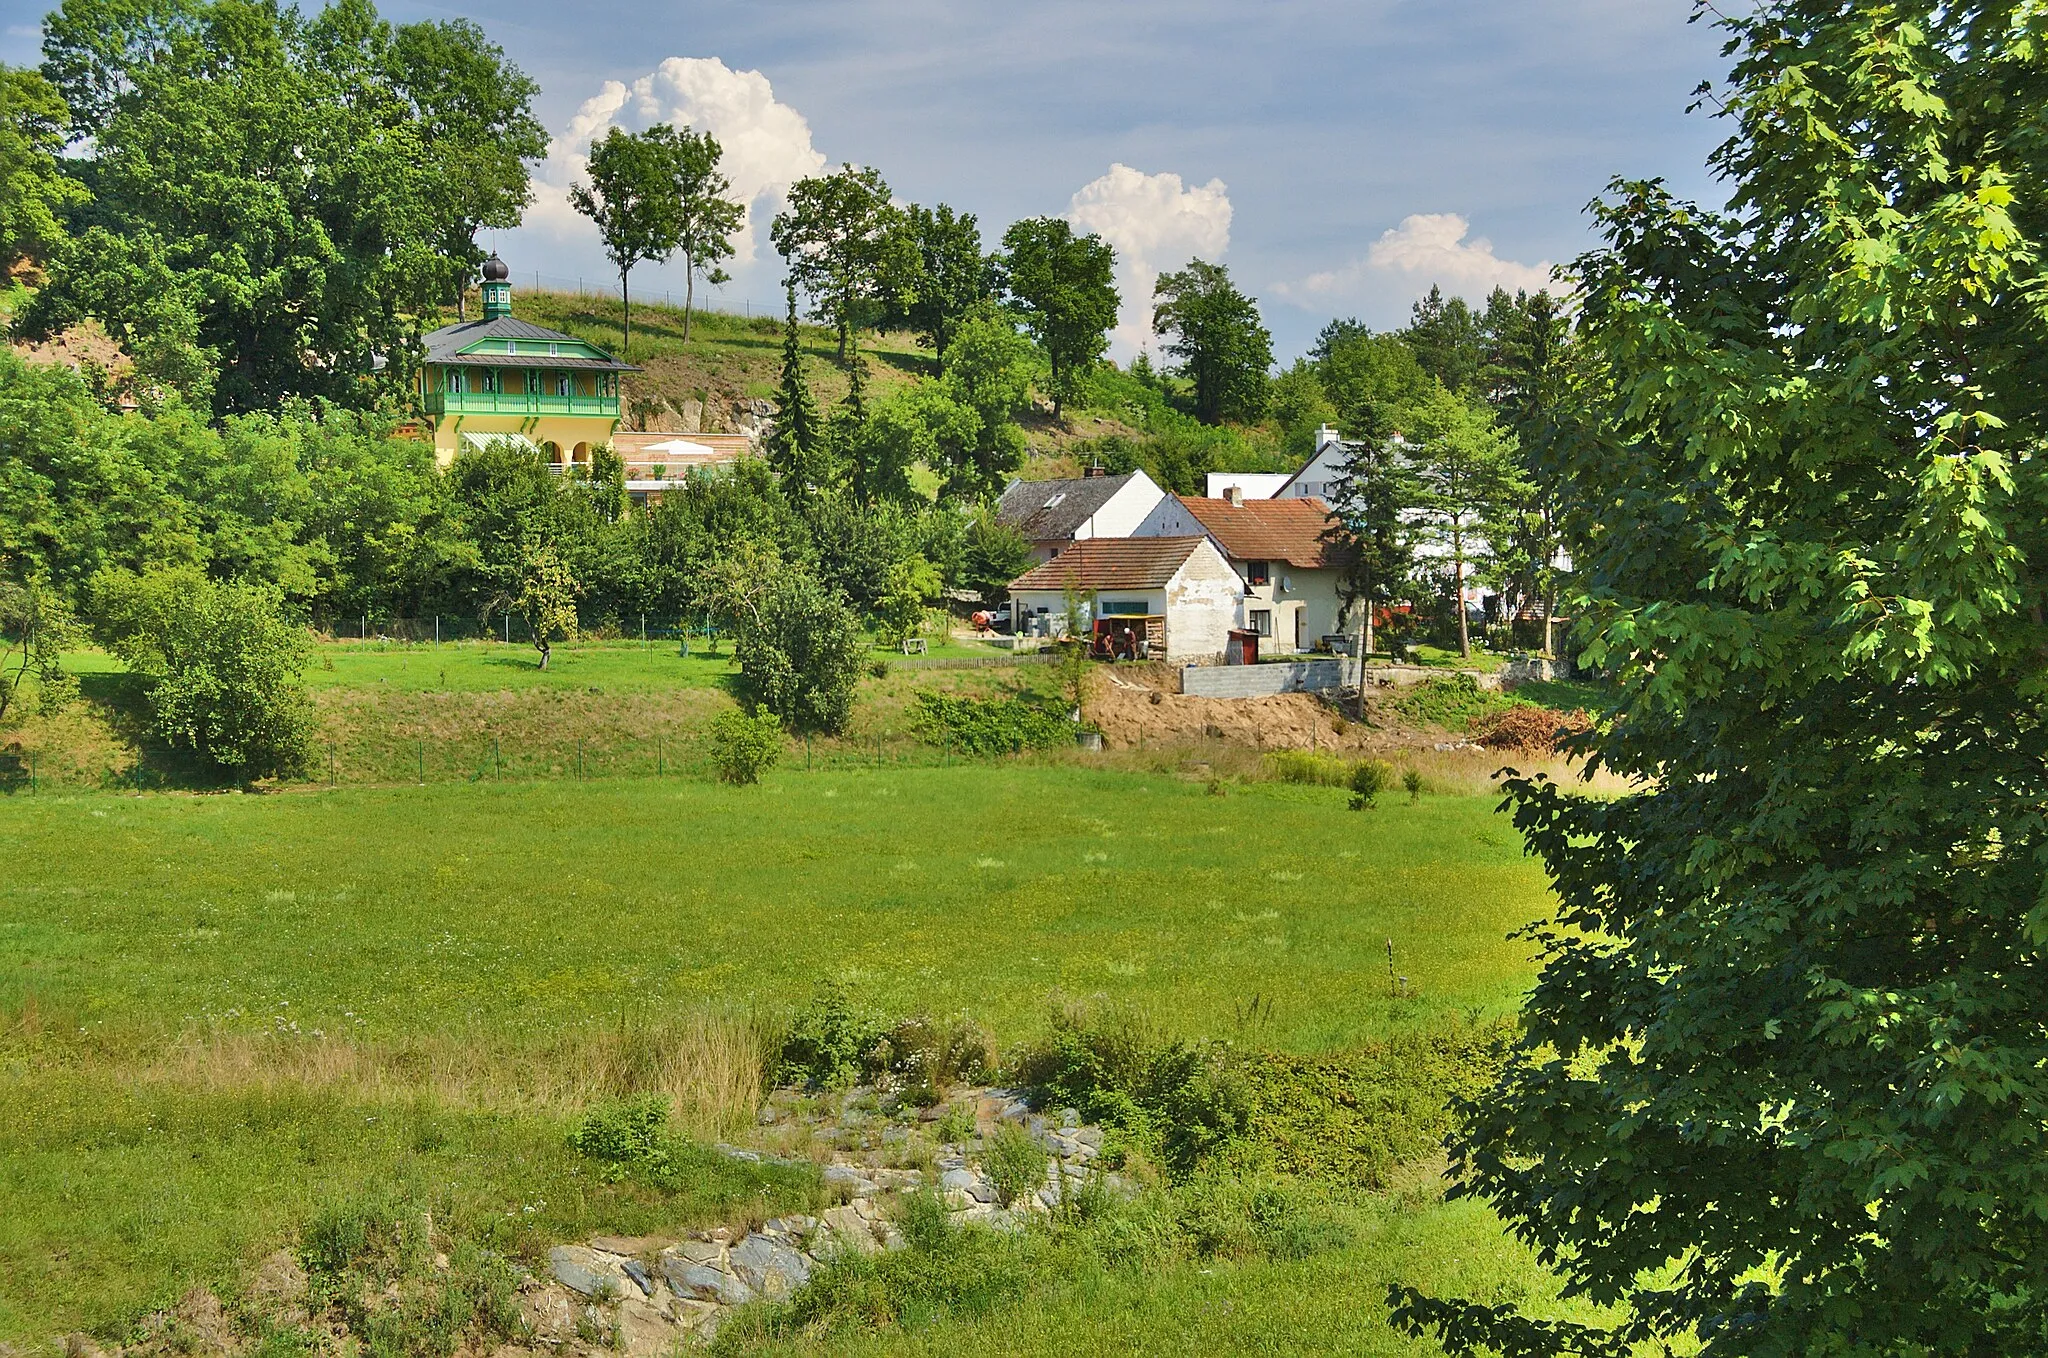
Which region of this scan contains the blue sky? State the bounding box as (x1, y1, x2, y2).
(2, 2, 1731, 361)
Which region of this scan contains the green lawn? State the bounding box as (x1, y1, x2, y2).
(0, 767, 1541, 1050)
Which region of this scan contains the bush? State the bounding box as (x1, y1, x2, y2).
(89, 565, 314, 778)
(872, 1014, 994, 1103)
(566, 1093, 673, 1177)
(1402, 767, 1425, 803)
(300, 1196, 524, 1357)
(735, 569, 865, 735)
(710, 707, 783, 784)
(778, 983, 887, 1090)
(1261, 749, 1353, 786)
(1383, 672, 1521, 732)
(908, 691, 1073, 757)
(1348, 758, 1393, 810)
(982, 1124, 1049, 1209)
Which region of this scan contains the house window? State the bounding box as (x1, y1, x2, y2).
(445, 369, 465, 394)
(1100, 600, 1149, 616)
(478, 368, 500, 394)
(1250, 609, 1272, 637)
(556, 372, 573, 397)
(1245, 560, 1271, 587)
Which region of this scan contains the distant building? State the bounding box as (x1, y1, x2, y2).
(417, 254, 637, 471)
(1134, 490, 1351, 653)
(994, 468, 1167, 563)
(610, 432, 754, 506)
(1006, 536, 1244, 661)
(1204, 471, 1292, 500)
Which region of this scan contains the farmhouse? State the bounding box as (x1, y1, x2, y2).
(1133, 490, 1351, 653)
(417, 255, 638, 470)
(1007, 536, 1244, 661)
(994, 468, 1167, 563)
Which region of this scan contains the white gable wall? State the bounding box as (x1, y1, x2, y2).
(1164, 539, 1246, 660)
(1071, 470, 1166, 542)
(1204, 471, 1291, 500)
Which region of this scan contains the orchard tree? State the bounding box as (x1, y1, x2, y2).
(1392, 4, 2048, 1356)
(1151, 259, 1273, 424)
(734, 566, 865, 734)
(999, 217, 1117, 420)
(771, 164, 906, 364)
(570, 125, 684, 355)
(668, 127, 743, 342)
(510, 544, 577, 670)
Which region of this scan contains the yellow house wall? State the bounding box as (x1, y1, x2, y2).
(430, 413, 623, 468)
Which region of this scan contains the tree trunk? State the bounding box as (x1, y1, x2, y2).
(1355, 591, 1370, 722)
(621, 268, 632, 356)
(1453, 519, 1470, 658)
(537, 637, 550, 670)
(683, 252, 694, 343)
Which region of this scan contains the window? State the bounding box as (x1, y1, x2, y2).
(1245, 560, 1271, 587)
(556, 372, 573, 398)
(478, 368, 500, 394)
(1042, 492, 1067, 509)
(445, 369, 465, 394)
(1100, 600, 1149, 616)
(1250, 609, 1272, 637)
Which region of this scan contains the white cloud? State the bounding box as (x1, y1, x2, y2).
(526, 58, 825, 265)
(1278, 213, 1553, 306)
(1065, 164, 1232, 359)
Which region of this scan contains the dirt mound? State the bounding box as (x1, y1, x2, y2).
(1472, 704, 1592, 753)
(1088, 670, 1411, 753)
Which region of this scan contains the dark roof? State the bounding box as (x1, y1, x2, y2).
(420, 316, 638, 371)
(996, 473, 1140, 542)
(1008, 537, 1212, 592)
(1174, 495, 1350, 570)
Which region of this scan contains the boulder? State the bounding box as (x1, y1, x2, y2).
(662, 1255, 752, 1307)
(549, 1245, 624, 1298)
(728, 1232, 812, 1301)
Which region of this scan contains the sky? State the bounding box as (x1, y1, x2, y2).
(1, 1, 1732, 362)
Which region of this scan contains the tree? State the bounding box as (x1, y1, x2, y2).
(570, 125, 685, 356)
(0, 65, 89, 276)
(876, 553, 941, 645)
(765, 284, 828, 497)
(999, 217, 1117, 420)
(668, 127, 743, 342)
(1399, 285, 1485, 395)
(770, 164, 905, 364)
(1391, 5, 2048, 1355)
(733, 567, 865, 734)
(894, 203, 991, 369)
(31, 0, 539, 413)
(936, 302, 1032, 496)
(958, 512, 1033, 606)
(1406, 387, 1520, 658)
(384, 19, 546, 318)
(585, 445, 628, 525)
(709, 706, 782, 784)
(844, 384, 976, 505)
(1478, 287, 1579, 653)
(1267, 360, 1337, 457)
(1151, 259, 1273, 424)
(0, 575, 79, 723)
(1311, 323, 1434, 442)
(1322, 436, 1419, 663)
(509, 544, 577, 669)
(90, 565, 314, 778)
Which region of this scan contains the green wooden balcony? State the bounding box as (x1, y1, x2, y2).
(425, 390, 618, 418)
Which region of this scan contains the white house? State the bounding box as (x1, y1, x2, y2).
(1133, 490, 1352, 653)
(1205, 471, 1292, 500)
(994, 468, 1166, 563)
(1006, 536, 1244, 661)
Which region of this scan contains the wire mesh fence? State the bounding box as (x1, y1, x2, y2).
(518, 270, 785, 323)
(309, 615, 712, 646)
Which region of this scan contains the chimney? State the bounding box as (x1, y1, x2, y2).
(1225, 485, 1245, 508)
(1314, 424, 1341, 453)
(1083, 456, 1107, 478)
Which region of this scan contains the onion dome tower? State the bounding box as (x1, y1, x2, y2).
(481, 253, 512, 320)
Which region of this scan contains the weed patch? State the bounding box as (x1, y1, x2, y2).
(908, 691, 1073, 757)
(1385, 673, 1525, 732)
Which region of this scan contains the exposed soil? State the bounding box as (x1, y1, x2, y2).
(1084, 664, 1443, 755)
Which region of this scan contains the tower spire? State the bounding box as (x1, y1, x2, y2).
(481, 253, 512, 320)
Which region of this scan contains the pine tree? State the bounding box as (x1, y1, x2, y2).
(765, 284, 822, 496)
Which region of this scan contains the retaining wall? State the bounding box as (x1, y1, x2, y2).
(1181, 660, 1348, 698)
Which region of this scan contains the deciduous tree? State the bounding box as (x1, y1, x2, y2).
(0, 65, 88, 276)
(771, 164, 905, 364)
(1407, 387, 1521, 658)
(999, 217, 1116, 420)
(570, 125, 685, 357)
(1151, 258, 1273, 424)
(892, 203, 992, 369)
(734, 566, 864, 734)
(668, 127, 743, 342)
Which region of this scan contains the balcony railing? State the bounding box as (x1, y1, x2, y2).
(425, 391, 618, 418)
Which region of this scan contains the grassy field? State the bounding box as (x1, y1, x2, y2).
(0, 761, 1565, 1351)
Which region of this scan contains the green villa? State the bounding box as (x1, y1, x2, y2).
(418, 254, 638, 469)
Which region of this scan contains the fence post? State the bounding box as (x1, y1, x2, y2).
(577, 739, 584, 781)
(806, 732, 811, 770)
(418, 742, 425, 786)
(641, 613, 647, 649)
(328, 749, 336, 786)
(503, 615, 510, 645)
(493, 736, 501, 781)
(657, 735, 664, 776)
(27, 751, 34, 794)
(435, 615, 440, 646)
(361, 613, 367, 640)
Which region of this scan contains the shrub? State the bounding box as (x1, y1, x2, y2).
(908, 691, 1073, 757)
(710, 707, 783, 784)
(872, 1014, 994, 1102)
(778, 983, 887, 1090)
(735, 568, 865, 734)
(982, 1124, 1049, 1208)
(1348, 758, 1392, 810)
(1471, 703, 1593, 753)
(1402, 767, 1424, 803)
(1262, 749, 1352, 786)
(300, 1196, 524, 1357)
(1384, 672, 1520, 732)
(567, 1093, 672, 1175)
(933, 1104, 975, 1145)
(89, 565, 314, 778)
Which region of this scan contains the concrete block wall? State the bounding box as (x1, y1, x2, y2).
(1181, 660, 1347, 698)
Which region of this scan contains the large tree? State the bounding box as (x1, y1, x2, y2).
(765, 284, 828, 498)
(1310, 321, 1434, 442)
(32, 0, 541, 413)
(998, 216, 1117, 420)
(570, 125, 685, 357)
(1478, 286, 1580, 653)
(770, 164, 905, 364)
(1399, 284, 1485, 395)
(667, 127, 743, 343)
(1407, 386, 1520, 658)
(1151, 258, 1273, 425)
(1394, 4, 2048, 1355)
(892, 203, 991, 370)
(1321, 435, 1418, 662)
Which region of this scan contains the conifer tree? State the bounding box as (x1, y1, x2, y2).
(765, 285, 823, 498)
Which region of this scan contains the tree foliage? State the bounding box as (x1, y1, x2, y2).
(891, 203, 992, 369)
(571, 125, 687, 356)
(1395, 4, 2048, 1354)
(734, 566, 865, 735)
(771, 164, 906, 364)
(667, 126, 743, 343)
(0, 65, 89, 276)
(765, 285, 828, 498)
(1151, 258, 1273, 424)
(999, 216, 1117, 419)
(89, 564, 313, 778)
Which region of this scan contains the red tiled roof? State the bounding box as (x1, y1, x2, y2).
(1175, 496, 1348, 569)
(1008, 537, 1210, 591)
